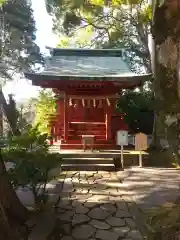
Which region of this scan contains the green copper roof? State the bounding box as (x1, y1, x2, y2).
(52, 48, 123, 57)
(25, 48, 152, 82)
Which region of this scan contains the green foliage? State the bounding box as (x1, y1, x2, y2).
(2, 127, 60, 209)
(145, 202, 180, 239)
(6, 125, 49, 150)
(0, 0, 6, 6)
(33, 89, 56, 134)
(2, 95, 36, 136)
(5, 94, 21, 135)
(46, 0, 152, 73)
(0, 0, 43, 81)
(0, 0, 43, 135)
(117, 91, 154, 134)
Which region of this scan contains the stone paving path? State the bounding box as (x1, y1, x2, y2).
(49, 171, 144, 240)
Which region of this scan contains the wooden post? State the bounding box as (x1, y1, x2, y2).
(139, 150, 143, 167)
(121, 144, 124, 169)
(64, 94, 68, 142)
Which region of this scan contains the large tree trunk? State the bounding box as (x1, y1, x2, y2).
(148, 0, 163, 150)
(152, 0, 180, 161)
(0, 149, 29, 239)
(0, 89, 20, 136)
(0, 104, 3, 135)
(149, 34, 164, 149)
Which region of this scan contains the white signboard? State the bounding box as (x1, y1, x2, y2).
(116, 130, 128, 146)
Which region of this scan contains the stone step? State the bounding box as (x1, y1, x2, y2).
(68, 135, 106, 140)
(61, 157, 114, 164)
(61, 163, 115, 171)
(60, 144, 117, 150)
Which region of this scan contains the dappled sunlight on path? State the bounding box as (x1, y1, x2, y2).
(119, 167, 180, 208)
(24, 167, 180, 239)
(48, 171, 144, 240)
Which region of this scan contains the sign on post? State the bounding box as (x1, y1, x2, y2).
(117, 130, 128, 169)
(135, 133, 148, 167)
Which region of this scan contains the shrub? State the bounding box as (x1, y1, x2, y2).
(2, 126, 61, 210)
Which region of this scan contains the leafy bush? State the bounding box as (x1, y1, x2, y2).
(6, 125, 49, 151)
(117, 91, 154, 134)
(2, 126, 61, 209)
(33, 89, 56, 134)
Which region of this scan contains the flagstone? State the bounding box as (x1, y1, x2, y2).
(106, 216, 126, 227)
(41, 170, 145, 240)
(72, 214, 90, 226)
(96, 230, 120, 240)
(90, 220, 111, 230)
(116, 209, 131, 218)
(88, 207, 110, 220)
(72, 224, 96, 239)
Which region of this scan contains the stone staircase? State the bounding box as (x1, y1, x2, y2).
(49, 146, 149, 171)
(60, 157, 115, 171)
(49, 146, 117, 171)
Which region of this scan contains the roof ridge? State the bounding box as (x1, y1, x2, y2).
(51, 48, 123, 57)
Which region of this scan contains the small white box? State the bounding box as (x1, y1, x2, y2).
(116, 130, 128, 146)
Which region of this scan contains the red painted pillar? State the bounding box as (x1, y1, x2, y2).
(105, 112, 108, 140)
(106, 100, 112, 140)
(64, 94, 68, 142)
(106, 110, 112, 140)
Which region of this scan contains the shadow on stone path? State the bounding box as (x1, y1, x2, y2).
(48, 171, 144, 240)
(27, 167, 180, 239)
(118, 167, 180, 208)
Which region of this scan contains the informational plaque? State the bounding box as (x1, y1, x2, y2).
(135, 132, 148, 151)
(116, 130, 128, 146)
(116, 130, 128, 170)
(135, 132, 148, 167)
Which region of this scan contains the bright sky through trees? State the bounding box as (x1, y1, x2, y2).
(3, 0, 58, 102)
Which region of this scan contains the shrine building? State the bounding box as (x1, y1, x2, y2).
(25, 48, 151, 150)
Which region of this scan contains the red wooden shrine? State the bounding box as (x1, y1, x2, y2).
(25, 48, 151, 149)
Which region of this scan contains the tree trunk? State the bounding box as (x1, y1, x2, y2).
(0, 104, 3, 136)
(0, 149, 29, 239)
(0, 89, 20, 136)
(148, 0, 162, 149)
(149, 35, 163, 149)
(152, 0, 180, 161)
